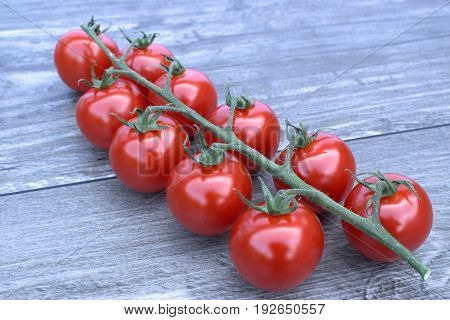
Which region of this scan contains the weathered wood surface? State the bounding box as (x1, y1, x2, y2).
(0, 0, 449, 299)
(1, 126, 449, 299)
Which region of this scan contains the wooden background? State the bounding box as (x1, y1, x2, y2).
(1, 0, 449, 299)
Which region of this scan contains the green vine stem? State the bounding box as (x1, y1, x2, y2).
(80, 22, 430, 280)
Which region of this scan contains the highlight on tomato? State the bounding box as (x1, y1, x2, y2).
(205, 89, 281, 173)
(109, 109, 188, 193)
(166, 129, 252, 236)
(274, 121, 356, 213)
(54, 17, 119, 92)
(122, 31, 173, 94)
(148, 56, 217, 137)
(342, 171, 433, 261)
(76, 69, 147, 149)
(230, 178, 324, 291)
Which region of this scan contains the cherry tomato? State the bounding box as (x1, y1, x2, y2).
(274, 132, 356, 213)
(148, 68, 217, 137)
(125, 44, 173, 87)
(76, 79, 147, 149)
(109, 114, 188, 193)
(342, 173, 433, 261)
(230, 203, 324, 291)
(166, 154, 252, 236)
(205, 100, 281, 173)
(54, 29, 119, 92)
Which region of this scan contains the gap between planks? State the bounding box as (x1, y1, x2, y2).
(1, 122, 449, 198)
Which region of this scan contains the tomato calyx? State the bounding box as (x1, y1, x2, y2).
(183, 126, 226, 166)
(225, 87, 253, 110)
(286, 120, 320, 149)
(112, 108, 167, 134)
(353, 170, 420, 222)
(78, 66, 119, 89)
(120, 29, 158, 49)
(159, 55, 186, 77)
(85, 16, 110, 36)
(235, 177, 303, 216)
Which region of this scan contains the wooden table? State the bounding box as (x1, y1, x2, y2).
(1, 0, 449, 299)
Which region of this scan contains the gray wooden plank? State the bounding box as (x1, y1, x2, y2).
(1, 125, 449, 299)
(1, 0, 450, 194)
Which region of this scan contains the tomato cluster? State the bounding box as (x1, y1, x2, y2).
(54, 19, 433, 291)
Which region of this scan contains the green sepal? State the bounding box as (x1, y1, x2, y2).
(120, 29, 158, 49)
(225, 87, 253, 110)
(86, 16, 109, 35)
(285, 120, 320, 149)
(111, 108, 167, 134)
(183, 126, 226, 166)
(160, 55, 186, 76)
(234, 177, 302, 216)
(352, 170, 420, 222)
(78, 66, 119, 90)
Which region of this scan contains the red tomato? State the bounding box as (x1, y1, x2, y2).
(342, 173, 433, 261)
(54, 29, 119, 92)
(205, 100, 281, 173)
(166, 154, 252, 236)
(230, 203, 324, 291)
(109, 114, 188, 193)
(148, 68, 217, 137)
(125, 44, 173, 86)
(274, 132, 356, 213)
(76, 79, 147, 149)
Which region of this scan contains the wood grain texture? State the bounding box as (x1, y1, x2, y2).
(0, 0, 449, 299)
(1, 0, 450, 194)
(1, 125, 449, 299)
